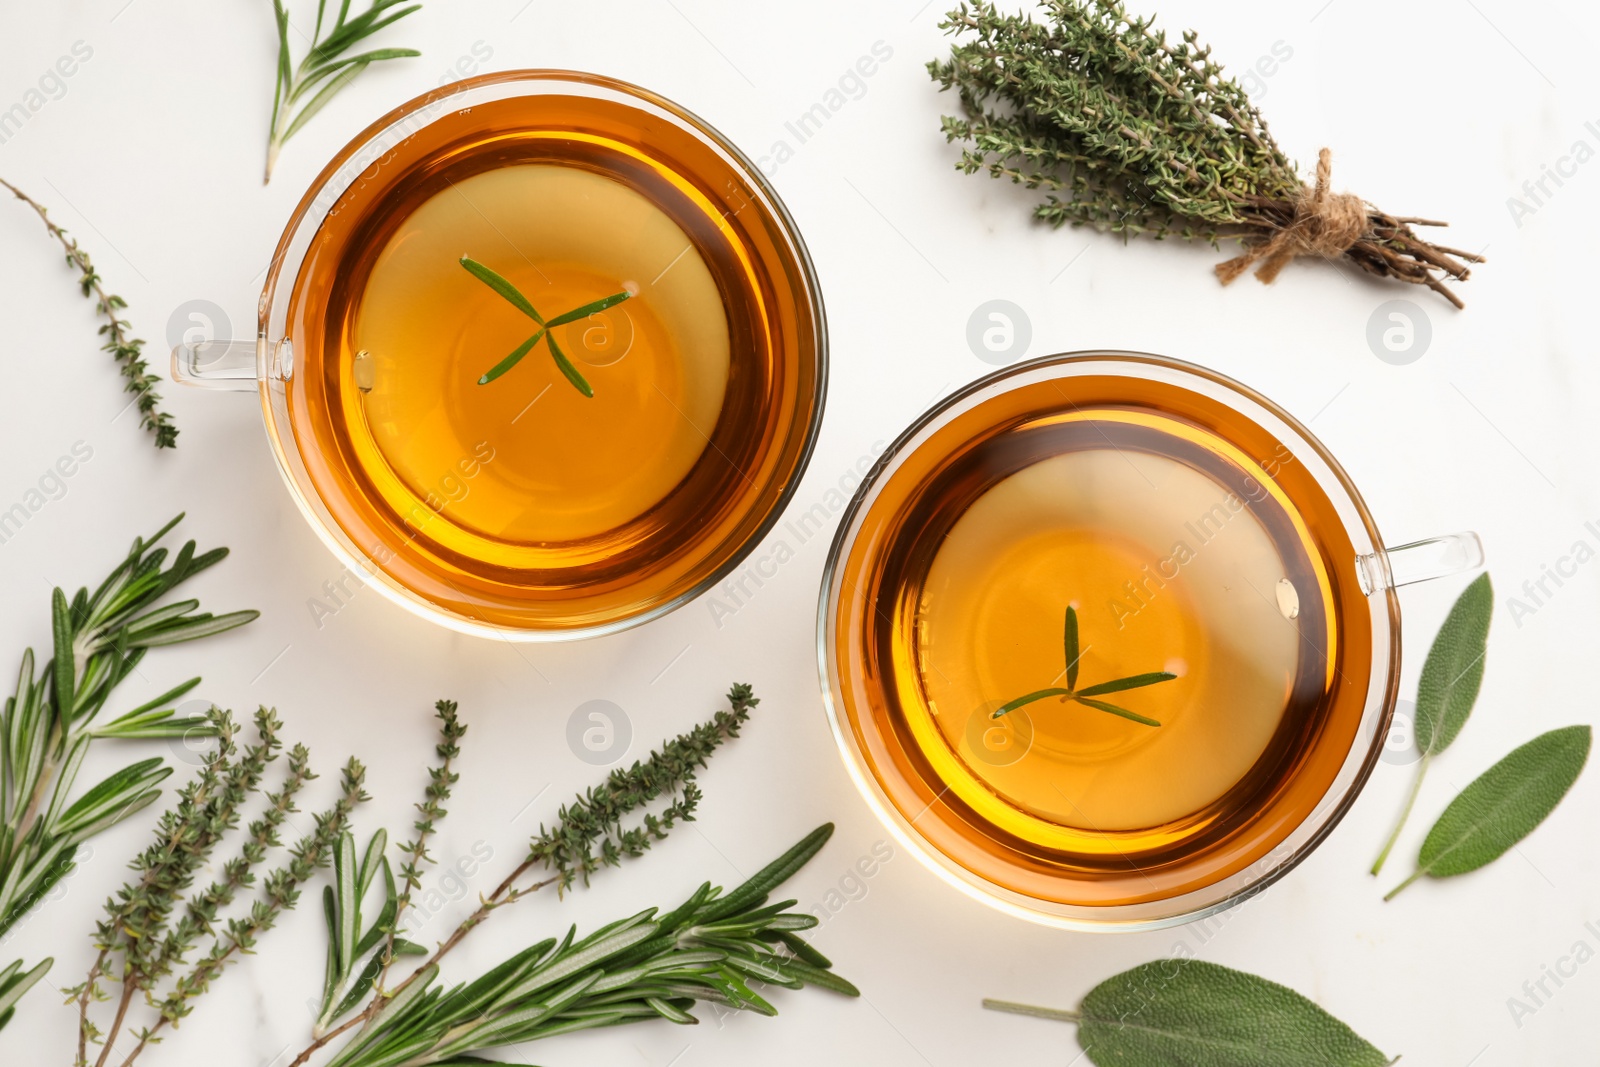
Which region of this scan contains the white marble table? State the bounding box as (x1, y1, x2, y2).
(2, 1, 1596, 1063)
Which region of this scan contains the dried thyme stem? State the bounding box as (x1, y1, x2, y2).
(110, 758, 367, 1067)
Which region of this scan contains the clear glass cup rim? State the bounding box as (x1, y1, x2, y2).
(238, 69, 829, 642)
(816, 350, 1425, 931)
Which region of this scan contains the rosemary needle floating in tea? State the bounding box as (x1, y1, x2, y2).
(460, 255, 633, 396)
(993, 605, 1174, 726)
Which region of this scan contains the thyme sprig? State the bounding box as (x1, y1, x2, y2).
(993, 606, 1174, 727)
(70, 709, 368, 1067)
(930, 0, 1483, 306)
(375, 700, 462, 987)
(0, 515, 256, 1030)
(266, 0, 423, 184)
(1, 178, 176, 447)
(286, 684, 766, 1067)
(460, 255, 634, 396)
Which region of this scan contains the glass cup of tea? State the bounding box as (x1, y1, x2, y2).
(175, 71, 826, 640)
(818, 352, 1483, 930)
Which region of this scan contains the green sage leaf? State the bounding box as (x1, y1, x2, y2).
(1388, 725, 1591, 899)
(991, 958, 1393, 1067)
(1414, 573, 1492, 756)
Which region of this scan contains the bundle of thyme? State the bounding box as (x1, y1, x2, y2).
(288, 683, 852, 1067)
(70, 707, 368, 1067)
(1, 179, 177, 446)
(0, 515, 256, 1029)
(930, 0, 1482, 306)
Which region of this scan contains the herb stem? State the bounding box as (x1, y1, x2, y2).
(982, 998, 1082, 1023)
(93, 983, 139, 1067)
(376, 702, 464, 995)
(288, 824, 558, 1067)
(0, 177, 176, 447)
(1370, 754, 1430, 877)
(1382, 869, 1424, 902)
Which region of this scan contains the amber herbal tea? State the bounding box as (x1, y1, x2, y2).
(277, 80, 822, 633)
(826, 369, 1375, 908)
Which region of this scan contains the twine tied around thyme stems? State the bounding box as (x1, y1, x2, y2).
(1213, 148, 1483, 308)
(1215, 149, 1369, 287)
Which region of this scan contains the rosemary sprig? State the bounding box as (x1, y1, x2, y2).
(313, 830, 425, 1037)
(71, 708, 369, 1067)
(320, 826, 855, 1067)
(930, 0, 1483, 306)
(311, 700, 461, 1037)
(0, 515, 255, 1030)
(265, 0, 423, 184)
(460, 255, 634, 395)
(993, 606, 1173, 726)
(286, 684, 763, 1067)
(1, 178, 176, 447)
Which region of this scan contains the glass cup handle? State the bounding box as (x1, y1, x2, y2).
(171, 339, 293, 390)
(1358, 532, 1485, 594)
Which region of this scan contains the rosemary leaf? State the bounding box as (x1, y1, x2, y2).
(1075, 672, 1178, 697)
(477, 330, 544, 386)
(543, 291, 634, 329)
(991, 687, 1071, 719)
(1063, 605, 1080, 690)
(1074, 697, 1161, 728)
(544, 331, 594, 398)
(459, 257, 545, 324)
(0, 957, 52, 1033)
(461, 255, 630, 399)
